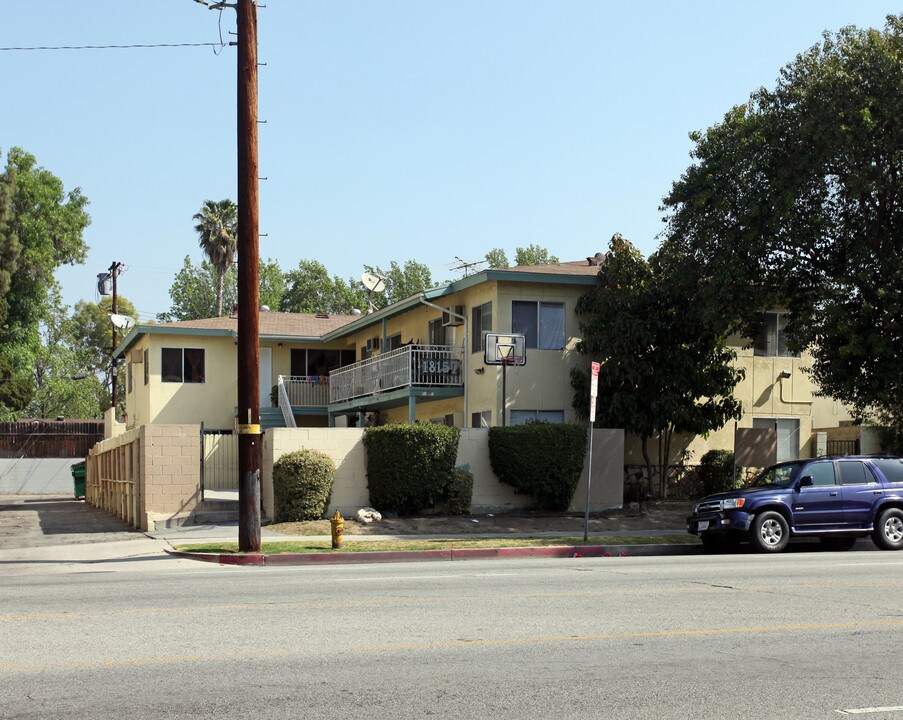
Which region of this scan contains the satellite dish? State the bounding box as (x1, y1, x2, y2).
(361, 272, 386, 293)
(109, 314, 136, 331)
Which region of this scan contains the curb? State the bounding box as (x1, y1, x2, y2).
(165, 542, 704, 566)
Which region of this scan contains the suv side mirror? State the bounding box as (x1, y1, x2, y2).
(797, 475, 813, 489)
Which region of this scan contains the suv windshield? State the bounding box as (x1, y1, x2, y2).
(750, 461, 805, 488)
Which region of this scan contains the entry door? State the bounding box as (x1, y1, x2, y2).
(259, 347, 272, 411)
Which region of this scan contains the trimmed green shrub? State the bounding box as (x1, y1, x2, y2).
(697, 449, 735, 496)
(363, 423, 461, 516)
(445, 467, 474, 515)
(488, 423, 587, 511)
(273, 449, 336, 522)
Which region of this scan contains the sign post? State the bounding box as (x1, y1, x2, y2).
(584, 362, 601, 542)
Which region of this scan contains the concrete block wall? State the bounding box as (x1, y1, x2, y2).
(261, 427, 625, 518)
(138, 424, 201, 530)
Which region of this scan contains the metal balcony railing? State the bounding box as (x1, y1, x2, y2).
(329, 344, 463, 404)
(277, 375, 331, 408)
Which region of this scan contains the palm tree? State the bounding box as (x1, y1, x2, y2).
(193, 199, 238, 316)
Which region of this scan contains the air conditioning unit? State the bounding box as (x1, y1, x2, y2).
(442, 305, 464, 327)
(366, 337, 381, 352)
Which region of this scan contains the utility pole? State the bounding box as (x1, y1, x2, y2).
(109, 261, 123, 414)
(194, 0, 261, 552)
(236, 0, 261, 552)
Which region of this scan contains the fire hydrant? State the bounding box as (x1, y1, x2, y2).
(330, 510, 344, 549)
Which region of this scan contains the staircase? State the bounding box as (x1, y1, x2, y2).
(259, 406, 287, 430)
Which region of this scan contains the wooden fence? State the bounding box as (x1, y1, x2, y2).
(0, 420, 104, 459)
(86, 429, 139, 527)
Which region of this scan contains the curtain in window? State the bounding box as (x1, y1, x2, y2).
(539, 303, 565, 349)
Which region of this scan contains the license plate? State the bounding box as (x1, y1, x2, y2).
(697, 521, 710, 531)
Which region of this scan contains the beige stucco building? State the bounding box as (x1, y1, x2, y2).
(114, 263, 842, 463)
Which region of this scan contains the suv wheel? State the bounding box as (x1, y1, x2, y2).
(750, 511, 789, 553)
(872, 508, 903, 550)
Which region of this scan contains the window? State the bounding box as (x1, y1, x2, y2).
(873, 458, 903, 484)
(838, 461, 875, 485)
(510, 410, 565, 426)
(805, 461, 836, 487)
(471, 302, 492, 353)
(754, 312, 799, 357)
(291, 348, 355, 376)
(127, 361, 133, 394)
(386, 334, 403, 351)
(471, 410, 491, 428)
(143, 349, 148, 386)
(428, 318, 447, 346)
(161, 348, 205, 383)
(512, 301, 565, 350)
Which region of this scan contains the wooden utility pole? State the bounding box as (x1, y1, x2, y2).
(236, 0, 261, 552)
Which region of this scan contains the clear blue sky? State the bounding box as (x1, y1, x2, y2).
(3, 1, 896, 320)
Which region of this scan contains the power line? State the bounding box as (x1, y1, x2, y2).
(0, 42, 230, 52)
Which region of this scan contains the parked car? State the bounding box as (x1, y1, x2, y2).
(686, 456, 903, 553)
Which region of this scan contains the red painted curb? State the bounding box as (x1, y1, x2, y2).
(164, 543, 703, 566)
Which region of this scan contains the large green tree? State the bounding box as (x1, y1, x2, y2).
(0, 148, 90, 417)
(67, 295, 138, 398)
(662, 15, 903, 427)
(365, 260, 433, 307)
(158, 256, 234, 322)
(515, 244, 559, 266)
(572, 234, 743, 497)
(281, 259, 365, 315)
(193, 199, 237, 316)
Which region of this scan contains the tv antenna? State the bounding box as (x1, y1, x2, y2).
(361, 272, 386, 314)
(451, 256, 487, 278)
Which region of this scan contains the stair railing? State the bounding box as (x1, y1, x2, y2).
(277, 375, 297, 428)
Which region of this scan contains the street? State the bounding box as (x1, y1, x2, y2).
(3, 549, 903, 719)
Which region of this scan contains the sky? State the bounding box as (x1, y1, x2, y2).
(3, 1, 898, 321)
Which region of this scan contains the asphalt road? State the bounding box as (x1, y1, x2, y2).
(3, 548, 903, 719)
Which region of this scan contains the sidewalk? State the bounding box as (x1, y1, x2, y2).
(0, 494, 700, 569)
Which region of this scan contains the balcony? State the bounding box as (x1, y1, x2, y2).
(277, 375, 331, 408)
(329, 344, 464, 405)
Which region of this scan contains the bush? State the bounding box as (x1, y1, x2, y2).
(697, 449, 735, 496)
(363, 423, 461, 516)
(488, 423, 587, 511)
(273, 449, 335, 522)
(445, 467, 474, 515)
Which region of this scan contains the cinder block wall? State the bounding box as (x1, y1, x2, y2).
(138, 425, 201, 530)
(261, 427, 625, 517)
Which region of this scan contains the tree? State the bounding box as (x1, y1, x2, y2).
(281, 260, 367, 315)
(484, 248, 509, 269)
(67, 295, 138, 400)
(193, 199, 237, 316)
(515, 244, 559, 266)
(572, 234, 744, 497)
(661, 16, 903, 428)
(258, 258, 285, 311)
(0, 148, 89, 417)
(158, 256, 234, 322)
(365, 260, 433, 307)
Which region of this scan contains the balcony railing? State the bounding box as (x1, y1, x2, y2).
(277, 375, 331, 408)
(329, 344, 463, 404)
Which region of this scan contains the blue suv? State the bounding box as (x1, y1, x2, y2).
(687, 456, 903, 552)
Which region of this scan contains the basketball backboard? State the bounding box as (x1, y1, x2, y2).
(483, 333, 526, 366)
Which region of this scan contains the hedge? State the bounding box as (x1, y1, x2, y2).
(363, 423, 461, 516)
(273, 449, 336, 522)
(488, 423, 587, 511)
(697, 449, 736, 496)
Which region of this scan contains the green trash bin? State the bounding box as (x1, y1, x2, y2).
(71, 461, 86, 500)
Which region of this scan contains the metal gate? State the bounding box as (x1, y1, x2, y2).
(202, 431, 239, 491)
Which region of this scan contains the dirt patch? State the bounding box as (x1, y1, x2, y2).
(270, 501, 693, 537)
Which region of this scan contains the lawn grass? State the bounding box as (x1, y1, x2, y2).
(175, 535, 698, 555)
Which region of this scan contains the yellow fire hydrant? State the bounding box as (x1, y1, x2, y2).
(330, 510, 344, 549)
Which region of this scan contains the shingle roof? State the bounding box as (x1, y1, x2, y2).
(150, 311, 358, 337)
(493, 260, 602, 277)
